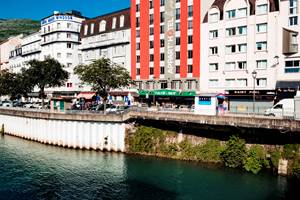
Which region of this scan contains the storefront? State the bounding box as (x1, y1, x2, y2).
(138, 90, 196, 107)
(226, 90, 275, 114)
(275, 81, 300, 103)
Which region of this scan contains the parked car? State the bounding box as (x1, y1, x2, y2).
(106, 105, 130, 113)
(265, 99, 294, 117)
(2, 100, 13, 107)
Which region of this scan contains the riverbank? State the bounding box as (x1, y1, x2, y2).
(126, 125, 300, 178)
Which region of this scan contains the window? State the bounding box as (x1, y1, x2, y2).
(150, 54, 154, 61)
(256, 4, 268, 15)
(176, 37, 180, 45)
(176, 51, 180, 59)
(256, 41, 267, 51)
(150, 27, 154, 35)
(210, 13, 219, 23)
(188, 50, 193, 58)
(150, 41, 154, 49)
(160, 53, 165, 61)
(160, 25, 165, 33)
(161, 82, 167, 89)
(238, 26, 247, 35)
(67, 43, 72, 48)
(210, 47, 218, 55)
(67, 23, 71, 29)
(257, 23, 267, 33)
(209, 63, 218, 72)
(150, 67, 154, 75)
(188, 65, 193, 73)
(90, 23, 94, 34)
(289, 16, 298, 26)
(209, 30, 218, 39)
(289, 0, 298, 14)
(188, 5, 193, 17)
(188, 20, 193, 29)
(120, 15, 125, 27)
(238, 44, 247, 53)
(160, 12, 165, 23)
(136, 17, 140, 27)
(160, 0, 165, 6)
(160, 66, 165, 74)
(237, 79, 247, 87)
(209, 79, 219, 88)
(99, 20, 106, 32)
(84, 25, 88, 35)
(150, 0, 153, 9)
(285, 60, 300, 73)
(137, 55, 140, 63)
(57, 23, 61, 29)
(238, 8, 247, 18)
(225, 79, 235, 87)
(188, 35, 193, 44)
(136, 4, 140, 12)
(226, 45, 236, 54)
(67, 33, 71, 38)
(175, 65, 180, 74)
(112, 17, 117, 29)
(226, 27, 236, 37)
(175, 22, 180, 31)
(256, 78, 267, 87)
(67, 83, 73, 88)
(160, 39, 165, 47)
(136, 43, 140, 50)
(227, 10, 236, 19)
(136, 30, 140, 37)
(257, 60, 268, 69)
(67, 53, 72, 58)
(136, 68, 140, 75)
(176, 8, 180, 20)
(225, 62, 236, 71)
(237, 61, 247, 70)
(150, 14, 154, 25)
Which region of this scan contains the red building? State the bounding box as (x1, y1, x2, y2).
(131, 0, 202, 92)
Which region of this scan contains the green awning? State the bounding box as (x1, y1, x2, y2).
(139, 90, 196, 97)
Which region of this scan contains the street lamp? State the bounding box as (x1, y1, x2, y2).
(252, 70, 257, 114)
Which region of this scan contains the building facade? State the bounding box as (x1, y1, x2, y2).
(80, 9, 131, 73)
(200, 0, 299, 111)
(40, 10, 85, 93)
(131, 0, 211, 92)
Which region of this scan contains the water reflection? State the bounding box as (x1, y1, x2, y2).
(0, 135, 299, 200)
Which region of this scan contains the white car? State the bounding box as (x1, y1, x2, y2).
(2, 101, 13, 107)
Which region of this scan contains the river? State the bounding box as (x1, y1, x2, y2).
(0, 135, 299, 200)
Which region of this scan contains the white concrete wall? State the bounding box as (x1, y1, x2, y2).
(0, 114, 126, 152)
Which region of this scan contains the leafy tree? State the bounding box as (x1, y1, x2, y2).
(74, 58, 132, 112)
(243, 145, 267, 174)
(0, 69, 32, 100)
(26, 58, 69, 107)
(221, 135, 247, 168)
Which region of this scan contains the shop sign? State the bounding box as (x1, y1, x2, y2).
(198, 97, 212, 105)
(41, 15, 73, 25)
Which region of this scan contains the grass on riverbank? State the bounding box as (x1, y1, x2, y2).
(127, 125, 300, 177)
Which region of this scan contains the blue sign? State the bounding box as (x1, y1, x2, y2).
(198, 97, 212, 105)
(41, 15, 73, 25)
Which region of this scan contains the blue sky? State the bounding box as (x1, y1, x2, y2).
(0, 0, 130, 20)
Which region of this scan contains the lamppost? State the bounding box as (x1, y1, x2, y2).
(252, 70, 257, 114)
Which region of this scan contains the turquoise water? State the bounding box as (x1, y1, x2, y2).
(0, 135, 299, 200)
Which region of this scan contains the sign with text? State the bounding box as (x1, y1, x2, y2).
(164, 0, 176, 79)
(41, 15, 73, 25)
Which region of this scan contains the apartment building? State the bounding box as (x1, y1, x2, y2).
(200, 0, 299, 111)
(40, 10, 85, 93)
(131, 0, 212, 92)
(80, 9, 131, 72)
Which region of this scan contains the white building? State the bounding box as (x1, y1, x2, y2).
(40, 10, 85, 94)
(200, 0, 299, 111)
(80, 9, 131, 72)
(0, 34, 23, 71)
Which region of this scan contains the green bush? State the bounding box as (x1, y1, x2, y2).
(269, 149, 281, 169)
(179, 139, 195, 159)
(293, 159, 300, 179)
(243, 145, 267, 174)
(283, 144, 300, 159)
(221, 136, 246, 168)
(160, 143, 178, 156)
(196, 139, 223, 163)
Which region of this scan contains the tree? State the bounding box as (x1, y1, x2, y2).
(74, 58, 132, 113)
(221, 135, 247, 168)
(0, 69, 32, 100)
(26, 57, 69, 107)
